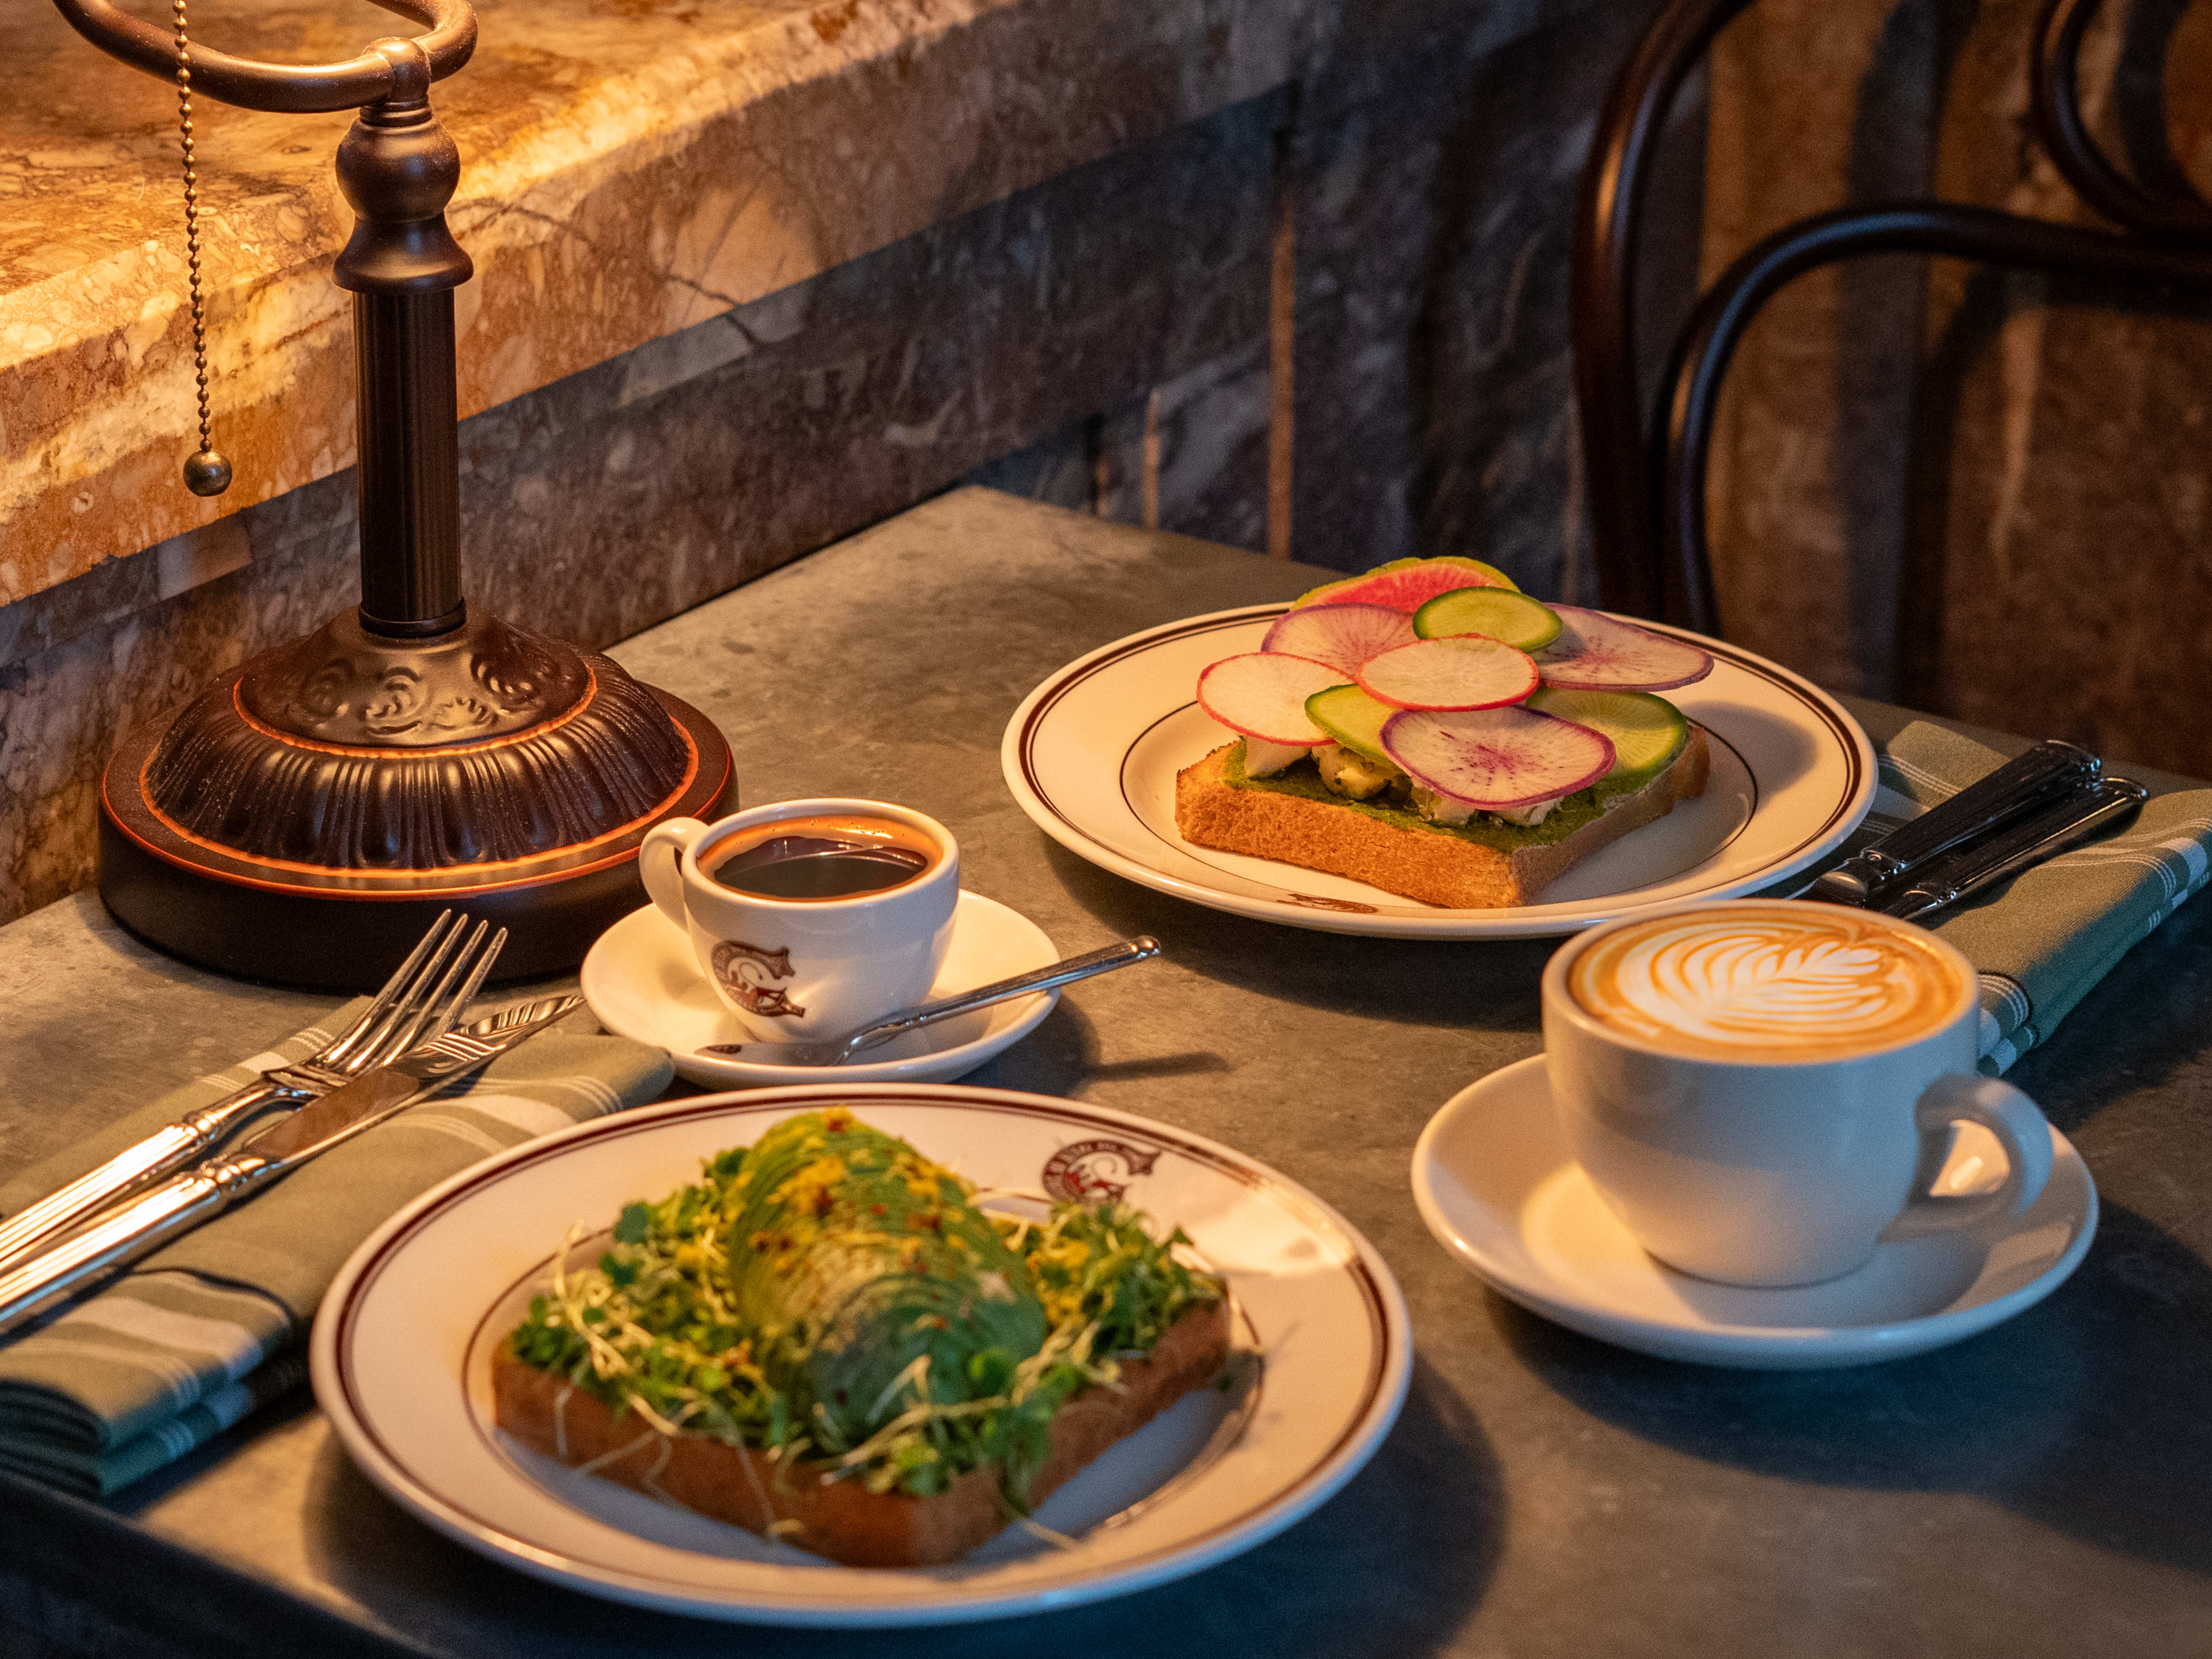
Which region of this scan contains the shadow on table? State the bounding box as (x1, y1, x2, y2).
(304, 1357, 1502, 1658)
(1039, 842, 1556, 1032)
(967, 998, 1236, 1099)
(1496, 1196, 2212, 1580)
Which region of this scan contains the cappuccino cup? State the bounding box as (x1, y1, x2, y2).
(639, 799, 959, 1044)
(1541, 900, 2054, 1287)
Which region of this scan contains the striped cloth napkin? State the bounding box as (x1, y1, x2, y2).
(0, 1003, 671, 1495)
(1821, 721, 2212, 1075)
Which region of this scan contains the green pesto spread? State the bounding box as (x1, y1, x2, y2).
(1224, 740, 1647, 850)
(504, 1109, 1224, 1505)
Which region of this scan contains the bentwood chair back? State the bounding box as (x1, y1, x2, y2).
(1570, 0, 2212, 646)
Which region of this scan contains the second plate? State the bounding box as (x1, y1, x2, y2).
(1001, 605, 1874, 940)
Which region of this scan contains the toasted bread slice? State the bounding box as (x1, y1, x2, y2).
(492, 1298, 1234, 1568)
(1173, 725, 1711, 908)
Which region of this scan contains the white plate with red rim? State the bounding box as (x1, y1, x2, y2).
(1001, 604, 1877, 939)
(310, 1084, 1411, 1626)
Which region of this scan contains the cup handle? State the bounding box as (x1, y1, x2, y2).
(1880, 1073, 2055, 1243)
(640, 818, 707, 930)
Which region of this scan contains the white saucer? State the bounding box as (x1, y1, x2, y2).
(581, 893, 1060, 1088)
(1410, 1055, 2098, 1369)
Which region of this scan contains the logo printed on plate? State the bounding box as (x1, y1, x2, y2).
(1043, 1139, 1162, 1203)
(1285, 893, 1378, 914)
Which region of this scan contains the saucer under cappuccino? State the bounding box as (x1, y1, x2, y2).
(1566, 905, 1967, 1061)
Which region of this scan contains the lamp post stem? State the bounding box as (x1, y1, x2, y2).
(354, 290, 463, 635)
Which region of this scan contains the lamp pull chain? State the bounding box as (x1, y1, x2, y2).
(173, 0, 232, 498)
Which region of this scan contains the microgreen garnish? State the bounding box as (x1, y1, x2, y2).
(505, 1110, 1224, 1503)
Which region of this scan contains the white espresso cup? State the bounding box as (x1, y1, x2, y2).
(639, 798, 960, 1044)
(1541, 900, 2054, 1287)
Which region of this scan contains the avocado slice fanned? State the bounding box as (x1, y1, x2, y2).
(724, 1113, 1048, 1455)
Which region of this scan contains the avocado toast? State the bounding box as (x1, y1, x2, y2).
(494, 1108, 1230, 1566)
(1174, 559, 1714, 908)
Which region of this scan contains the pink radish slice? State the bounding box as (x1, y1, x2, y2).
(1356, 636, 1540, 711)
(1382, 706, 1617, 809)
(1260, 603, 1418, 675)
(1197, 653, 1347, 745)
(1536, 605, 1714, 691)
(1291, 556, 1517, 613)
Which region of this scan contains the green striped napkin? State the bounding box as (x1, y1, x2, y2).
(1826, 722, 2212, 1075)
(0, 1003, 672, 1495)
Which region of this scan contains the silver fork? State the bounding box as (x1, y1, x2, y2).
(0, 913, 490, 1277)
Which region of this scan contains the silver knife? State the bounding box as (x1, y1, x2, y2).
(1874, 779, 2148, 921)
(0, 921, 503, 1279)
(0, 993, 581, 1340)
(1811, 739, 2101, 906)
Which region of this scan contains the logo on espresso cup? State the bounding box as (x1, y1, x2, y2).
(709, 941, 805, 1020)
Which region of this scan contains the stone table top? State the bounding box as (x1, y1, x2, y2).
(0, 0, 1546, 610)
(3, 488, 2211, 1656)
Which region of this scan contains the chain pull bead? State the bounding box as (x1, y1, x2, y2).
(173, 0, 230, 497)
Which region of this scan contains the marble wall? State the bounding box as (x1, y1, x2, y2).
(3, 0, 1646, 926)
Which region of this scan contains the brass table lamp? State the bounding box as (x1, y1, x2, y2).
(52, 0, 737, 988)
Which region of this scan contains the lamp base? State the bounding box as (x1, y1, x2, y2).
(97, 652, 736, 989)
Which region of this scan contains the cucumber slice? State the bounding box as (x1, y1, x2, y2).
(1413, 588, 1563, 652)
(1527, 688, 1687, 783)
(1306, 683, 1396, 768)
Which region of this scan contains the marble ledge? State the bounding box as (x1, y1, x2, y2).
(1, 0, 1562, 614)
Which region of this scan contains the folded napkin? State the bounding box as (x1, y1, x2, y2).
(0, 1003, 671, 1495)
(1817, 721, 2212, 1074)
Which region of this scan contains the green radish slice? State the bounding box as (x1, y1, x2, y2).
(1196, 653, 1344, 745)
(1413, 587, 1563, 652)
(1356, 635, 1540, 711)
(1381, 706, 1616, 809)
(1527, 688, 1687, 782)
(1291, 555, 1517, 612)
(1536, 605, 1713, 691)
(1260, 603, 1417, 675)
(1306, 683, 1397, 767)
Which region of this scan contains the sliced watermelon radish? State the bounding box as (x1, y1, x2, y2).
(1260, 603, 1417, 675)
(1196, 653, 1348, 745)
(1291, 555, 1517, 612)
(1413, 587, 1563, 652)
(1381, 706, 1616, 809)
(1536, 606, 1714, 691)
(1356, 636, 1540, 712)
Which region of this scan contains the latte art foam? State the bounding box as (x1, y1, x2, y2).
(1567, 905, 1966, 1059)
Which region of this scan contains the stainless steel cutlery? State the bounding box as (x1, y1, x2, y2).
(0, 987, 582, 1339)
(0, 912, 502, 1279)
(1811, 739, 2103, 907)
(1808, 739, 2144, 920)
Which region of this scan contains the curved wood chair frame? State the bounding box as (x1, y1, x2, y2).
(1571, 0, 2212, 632)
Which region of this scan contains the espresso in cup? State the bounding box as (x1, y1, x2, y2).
(702, 815, 941, 902)
(1542, 901, 2052, 1287)
(1565, 906, 1967, 1062)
